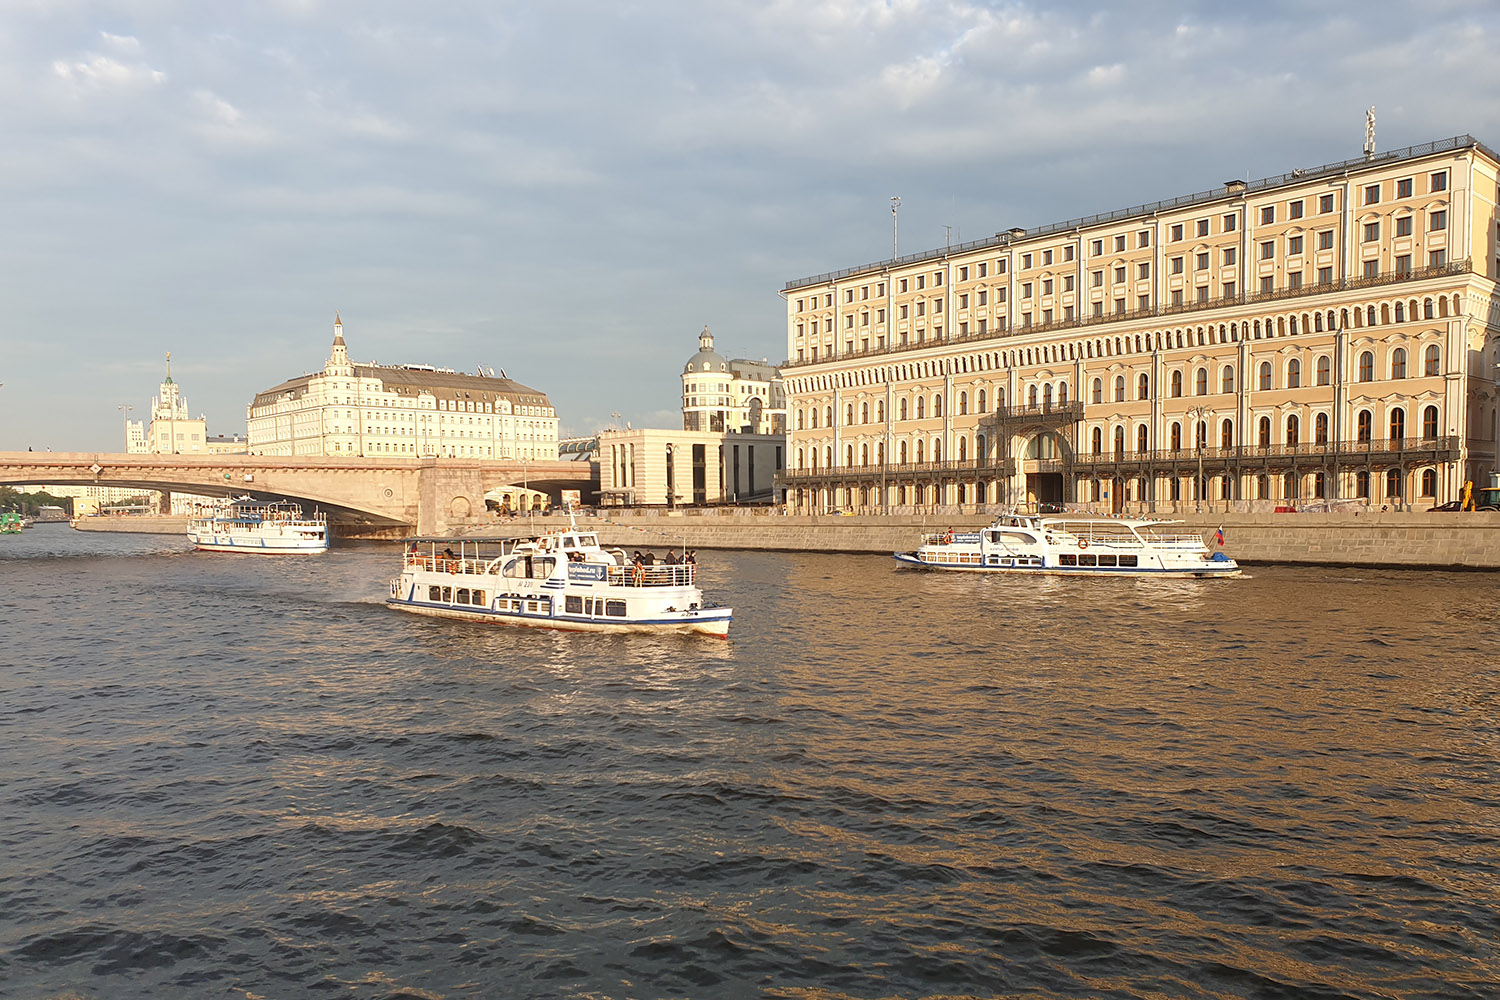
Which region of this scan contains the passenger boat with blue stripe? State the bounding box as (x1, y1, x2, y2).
(894, 513, 1240, 578)
(187, 498, 329, 553)
(387, 526, 732, 637)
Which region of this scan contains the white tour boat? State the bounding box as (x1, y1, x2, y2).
(894, 513, 1241, 578)
(387, 527, 733, 637)
(187, 498, 330, 554)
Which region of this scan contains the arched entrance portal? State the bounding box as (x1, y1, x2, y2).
(1021, 431, 1065, 509)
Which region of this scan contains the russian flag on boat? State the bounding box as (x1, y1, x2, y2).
(1214, 525, 1225, 547)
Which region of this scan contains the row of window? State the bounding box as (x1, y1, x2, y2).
(1088, 406, 1441, 454)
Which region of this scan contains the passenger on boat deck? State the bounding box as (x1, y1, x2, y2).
(685, 550, 697, 565)
(664, 550, 680, 565)
(943, 527, 954, 544)
(641, 551, 655, 566)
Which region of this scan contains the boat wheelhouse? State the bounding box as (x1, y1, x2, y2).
(895, 513, 1240, 578)
(187, 498, 329, 554)
(386, 527, 732, 637)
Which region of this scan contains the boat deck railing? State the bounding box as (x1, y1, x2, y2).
(610, 564, 697, 587)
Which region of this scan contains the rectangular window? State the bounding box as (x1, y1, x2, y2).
(899, 278, 908, 292)
(1114, 298, 1125, 314)
(1430, 170, 1447, 192)
(1197, 251, 1209, 270)
(997, 259, 1007, 274)
(1222, 281, 1235, 298)
(1042, 280, 1052, 295)
(1397, 178, 1413, 198)
(1260, 205, 1275, 225)
(1064, 245, 1074, 261)
(1170, 223, 1184, 241)
(1138, 294, 1149, 310)
(1093, 301, 1104, 316)
(1021, 253, 1032, 269)
(1320, 193, 1335, 213)
(957, 266, 968, 281)
(1288, 235, 1303, 255)
(1289, 199, 1304, 219)
(1041, 249, 1052, 265)
(1363, 221, 1379, 242)
(1223, 247, 1236, 265)
(1429, 249, 1447, 267)
(1318, 266, 1332, 284)
(1260, 276, 1274, 293)
(1363, 259, 1379, 278)
(1138, 230, 1150, 248)
(1197, 219, 1209, 237)
(1114, 266, 1126, 283)
(1092, 269, 1104, 287)
(1021, 282, 1032, 299)
(1196, 286, 1209, 303)
(977, 263, 986, 277)
(933, 271, 942, 285)
(1364, 183, 1380, 205)
(1171, 289, 1182, 305)
(1287, 271, 1303, 290)
(1395, 254, 1411, 274)
(1114, 235, 1126, 251)
(1091, 239, 1103, 256)
(1172, 256, 1185, 274)
(1260, 240, 1275, 260)
(1396, 216, 1412, 236)
(1223, 214, 1237, 232)
(1137, 262, 1150, 279)
(1319, 229, 1334, 250)
(1430, 210, 1447, 231)
(1063, 275, 1074, 292)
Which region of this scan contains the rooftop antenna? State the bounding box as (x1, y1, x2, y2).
(944, 225, 953, 248)
(1363, 106, 1376, 160)
(890, 196, 901, 258)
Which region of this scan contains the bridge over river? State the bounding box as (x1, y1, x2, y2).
(0, 452, 597, 535)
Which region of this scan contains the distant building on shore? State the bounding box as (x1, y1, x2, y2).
(126, 354, 208, 455)
(598, 327, 785, 506)
(246, 316, 559, 460)
(780, 132, 1500, 514)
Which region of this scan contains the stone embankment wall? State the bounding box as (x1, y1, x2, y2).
(71, 516, 189, 535)
(470, 508, 1500, 570)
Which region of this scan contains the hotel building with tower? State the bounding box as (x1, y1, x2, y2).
(247, 316, 559, 461)
(777, 134, 1500, 514)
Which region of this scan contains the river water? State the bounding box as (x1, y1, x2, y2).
(2, 525, 1497, 999)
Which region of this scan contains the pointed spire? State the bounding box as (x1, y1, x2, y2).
(164, 351, 173, 384)
(333, 313, 345, 346)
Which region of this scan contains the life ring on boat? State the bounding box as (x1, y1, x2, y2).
(942, 531, 953, 544)
(1077, 539, 1089, 550)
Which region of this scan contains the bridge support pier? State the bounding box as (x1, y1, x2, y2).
(417, 461, 486, 536)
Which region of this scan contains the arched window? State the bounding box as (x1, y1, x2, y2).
(899, 440, 908, 463)
(1391, 348, 1407, 379)
(1195, 419, 1207, 449)
(1421, 468, 1436, 497)
(1092, 378, 1103, 404)
(933, 394, 943, 418)
(1287, 359, 1301, 388)
(825, 445, 833, 468)
(932, 438, 941, 462)
(915, 439, 924, 463)
(1424, 345, 1440, 376)
(899, 398, 908, 420)
(1316, 412, 1329, 445)
(1259, 362, 1272, 390)
(975, 434, 986, 462)
(1113, 425, 1125, 457)
(1359, 351, 1374, 382)
(878, 399, 885, 422)
(1171, 370, 1183, 397)
(1422, 405, 1438, 439)
(1137, 424, 1149, 452)
(1195, 367, 1208, 395)
(978, 389, 987, 412)
(796, 447, 804, 469)
(1385, 468, 1402, 499)
(1043, 384, 1053, 409)
(1221, 366, 1234, 393)
(861, 443, 869, 465)
(811, 407, 819, 429)
(1389, 408, 1405, 441)
(958, 392, 968, 415)
(1316, 355, 1330, 385)
(1115, 375, 1126, 402)
(1170, 421, 1182, 450)
(1220, 418, 1233, 449)
(846, 403, 854, 425)
(1356, 470, 1370, 497)
(1424, 297, 1435, 320)
(1357, 409, 1372, 443)
(1029, 384, 1038, 407)
(1286, 415, 1299, 446)
(846, 444, 853, 466)
(797, 409, 805, 430)
(916, 397, 925, 419)
(825, 406, 833, 427)
(957, 436, 966, 461)
(1092, 426, 1103, 454)
(1138, 373, 1149, 399)
(1258, 416, 1271, 448)
(1058, 382, 1069, 406)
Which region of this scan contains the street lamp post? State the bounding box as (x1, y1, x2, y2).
(118, 404, 133, 451)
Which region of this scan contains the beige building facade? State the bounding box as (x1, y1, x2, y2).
(247, 317, 559, 461)
(681, 326, 786, 435)
(780, 134, 1500, 514)
(126, 356, 208, 455)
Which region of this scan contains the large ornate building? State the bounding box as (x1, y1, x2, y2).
(247, 317, 559, 460)
(681, 326, 786, 435)
(779, 134, 1500, 514)
(126, 354, 208, 455)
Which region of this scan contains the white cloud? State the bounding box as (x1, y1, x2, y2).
(52, 53, 165, 93)
(1086, 63, 1125, 87)
(99, 31, 142, 54)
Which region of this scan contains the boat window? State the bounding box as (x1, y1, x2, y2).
(456, 588, 470, 604)
(502, 558, 525, 579)
(1120, 555, 1139, 567)
(1079, 554, 1098, 567)
(605, 600, 627, 617)
(442, 587, 453, 601)
(1059, 554, 1078, 566)
(1097, 555, 1117, 567)
(471, 590, 486, 606)
(566, 595, 583, 613)
(429, 585, 443, 601)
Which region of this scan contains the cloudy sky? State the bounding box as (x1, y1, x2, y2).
(2, 0, 1498, 451)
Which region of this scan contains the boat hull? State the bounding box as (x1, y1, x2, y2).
(386, 595, 731, 637)
(893, 551, 1240, 578)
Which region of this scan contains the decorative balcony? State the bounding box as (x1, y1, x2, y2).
(1067, 436, 1460, 474)
(777, 458, 1017, 488)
